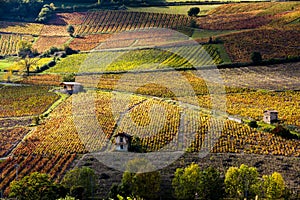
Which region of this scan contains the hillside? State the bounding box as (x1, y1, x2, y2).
(0, 1, 300, 199)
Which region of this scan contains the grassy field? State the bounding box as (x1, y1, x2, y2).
(8, 57, 54, 72)
(0, 59, 14, 70)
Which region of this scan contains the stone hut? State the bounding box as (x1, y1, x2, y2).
(113, 132, 132, 152)
(263, 110, 278, 124)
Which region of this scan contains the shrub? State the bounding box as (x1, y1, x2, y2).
(248, 120, 258, 128)
(188, 7, 200, 17)
(271, 125, 298, 139)
(251, 52, 262, 64)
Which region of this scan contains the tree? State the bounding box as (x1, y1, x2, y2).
(248, 120, 258, 128)
(261, 172, 285, 199)
(172, 163, 202, 200)
(188, 7, 200, 17)
(9, 172, 67, 200)
(61, 167, 97, 200)
(121, 158, 161, 199)
(172, 164, 224, 200)
(62, 73, 76, 82)
(251, 51, 262, 64)
(16, 56, 40, 76)
(271, 124, 298, 139)
(198, 167, 224, 200)
(17, 40, 33, 58)
(128, 136, 146, 153)
(225, 164, 259, 199)
(67, 25, 75, 37)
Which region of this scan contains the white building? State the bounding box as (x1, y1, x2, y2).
(113, 132, 132, 151)
(263, 110, 278, 124)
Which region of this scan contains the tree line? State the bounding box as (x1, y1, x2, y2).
(0, 0, 44, 21)
(9, 159, 293, 200)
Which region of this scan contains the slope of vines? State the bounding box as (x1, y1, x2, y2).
(75, 10, 191, 35)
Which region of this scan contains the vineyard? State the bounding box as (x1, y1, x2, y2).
(0, 87, 299, 194)
(0, 153, 76, 196)
(0, 1, 300, 198)
(0, 21, 43, 35)
(8, 90, 299, 157)
(196, 2, 300, 30)
(0, 85, 59, 117)
(0, 34, 34, 56)
(221, 29, 300, 62)
(33, 36, 70, 53)
(219, 62, 300, 90)
(74, 10, 192, 35)
(46, 45, 223, 73)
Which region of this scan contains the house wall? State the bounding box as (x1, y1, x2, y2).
(263, 111, 278, 124)
(115, 136, 129, 151)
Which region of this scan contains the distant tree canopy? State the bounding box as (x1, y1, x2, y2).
(0, 0, 44, 20)
(67, 25, 75, 37)
(36, 3, 56, 22)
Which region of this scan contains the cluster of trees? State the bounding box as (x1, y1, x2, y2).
(9, 167, 96, 200)
(0, 0, 44, 20)
(12, 39, 77, 77)
(8, 162, 289, 200)
(111, 162, 288, 200)
(36, 3, 56, 22)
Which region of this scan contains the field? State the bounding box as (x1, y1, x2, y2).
(45, 45, 224, 73)
(0, 85, 59, 117)
(128, 5, 220, 15)
(33, 36, 70, 53)
(0, 21, 43, 35)
(0, 1, 300, 199)
(74, 10, 191, 35)
(221, 29, 300, 62)
(6, 57, 54, 74)
(0, 34, 34, 56)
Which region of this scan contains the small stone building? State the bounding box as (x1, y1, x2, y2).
(60, 82, 83, 95)
(113, 132, 132, 152)
(263, 110, 278, 124)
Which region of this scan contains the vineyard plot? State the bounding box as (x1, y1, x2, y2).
(0, 34, 34, 56)
(75, 11, 192, 35)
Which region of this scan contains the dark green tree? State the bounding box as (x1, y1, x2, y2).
(188, 7, 200, 17)
(129, 136, 146, 153)
(198, 167, 224, 200)
(9, 172, 67, 200)
(67, 25, 75, 37)
(251, 51, 262, 64)
(61, 167, 97, 200)
(248, 120, 258, 128)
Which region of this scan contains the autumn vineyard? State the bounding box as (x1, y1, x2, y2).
(0, 0, 300, 199)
